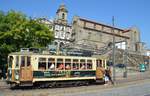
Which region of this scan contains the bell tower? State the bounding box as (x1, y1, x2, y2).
(55, 3, 68, 25)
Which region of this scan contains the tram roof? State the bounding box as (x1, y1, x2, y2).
(9, 52, 108, 59)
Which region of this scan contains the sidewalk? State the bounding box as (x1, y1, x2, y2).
(115, 69, 150, 84)
(0, 79, 8, 89)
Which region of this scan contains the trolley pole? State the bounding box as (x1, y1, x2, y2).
(112, 16, 116, 84)
(56, 42, 60, 55)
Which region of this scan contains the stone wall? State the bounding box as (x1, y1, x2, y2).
(72, 16, 129, 50)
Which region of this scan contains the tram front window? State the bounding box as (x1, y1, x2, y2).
(21, 56, 25, 67)
(15, 56, 19, 68)
(27, 56, 31, 67)
(8, 56, 13, 68)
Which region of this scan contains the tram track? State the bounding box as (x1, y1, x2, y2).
(0, 79, 146, 91)
(1, 71, 150, 90)
(1, 71, 150, 96)
(2, 78, 150, 96)
(1, 79, 150, 96)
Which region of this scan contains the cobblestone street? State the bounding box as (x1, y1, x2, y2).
(0, 70, 150, 96)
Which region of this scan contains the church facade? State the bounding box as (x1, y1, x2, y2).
(72, 16, 144, 54)
(38, 4, 72, 50)
(53, 4, 72, 48)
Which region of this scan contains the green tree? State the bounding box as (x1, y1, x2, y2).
(0, 10, 54, 77)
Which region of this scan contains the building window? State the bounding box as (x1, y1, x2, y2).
(62, 27, 64, 31)
(66, 32, 70, 39)
(62, 13, 65, 19)
(60, 42, 64, 48)
(54, 42, 58, 45)
(55, 25, 59, 30)
(55, 31, 59, 38)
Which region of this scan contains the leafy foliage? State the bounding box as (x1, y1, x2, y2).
(0, 10, 54, 76)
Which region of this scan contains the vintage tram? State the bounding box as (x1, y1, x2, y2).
(6, 51, 108, 87)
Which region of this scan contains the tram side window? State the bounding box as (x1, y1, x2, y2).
(73, 59, 79, 70)
(15, 56, 19, 68)
(87, 60, 92, 69)
(96, 60, 102, 67)
(8, 56, 13, 68)
(57, 59, 64, 70)
(80, 59, 86, 70)
(38, 58, 46, 70)
(103, 60, 105, 68)
(65, 59, 71, 70)
(21, 56, 25, 67)
(48, 58, 55, 70)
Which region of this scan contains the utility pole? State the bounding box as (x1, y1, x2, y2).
(123, 39, 128, 78)
(112, 16, 116, 84)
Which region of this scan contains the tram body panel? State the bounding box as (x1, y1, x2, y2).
(6, 52, 107, 86)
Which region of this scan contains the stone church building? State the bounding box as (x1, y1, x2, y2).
(72, 16, 144, 54)
(39, 3, 145, 57)
(37, 3, 149, 67)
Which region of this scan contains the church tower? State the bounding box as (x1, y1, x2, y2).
(55, 3, 68, 25)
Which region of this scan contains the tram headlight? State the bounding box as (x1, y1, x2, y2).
(9, 69, 12, 75)
(8, 69, 12, 81)
(15, 70, 19, 80)
(15, 74, 19, 80)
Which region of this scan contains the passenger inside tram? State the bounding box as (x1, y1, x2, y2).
(58, 63, 65, 70)
(73, 63, 79, 70)
(65, 64, 71, 70)
(80, 64, 86, 70)
(49, 63, 55, 70)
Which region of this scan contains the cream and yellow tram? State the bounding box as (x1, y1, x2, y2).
(7, 51, 107, 87)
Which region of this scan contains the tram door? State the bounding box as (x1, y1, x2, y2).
(96, 59, 104, 79)
(20, 56, 33, 81)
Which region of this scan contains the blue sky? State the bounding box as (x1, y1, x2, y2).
(0, 0, 150, 48)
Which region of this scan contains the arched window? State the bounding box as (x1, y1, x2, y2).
(60, 42, 64, 48)
(62, 13, 65, 19)
(54, 42, 58, 45)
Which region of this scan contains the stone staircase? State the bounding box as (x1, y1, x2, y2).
(114, 49, 144, 69)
